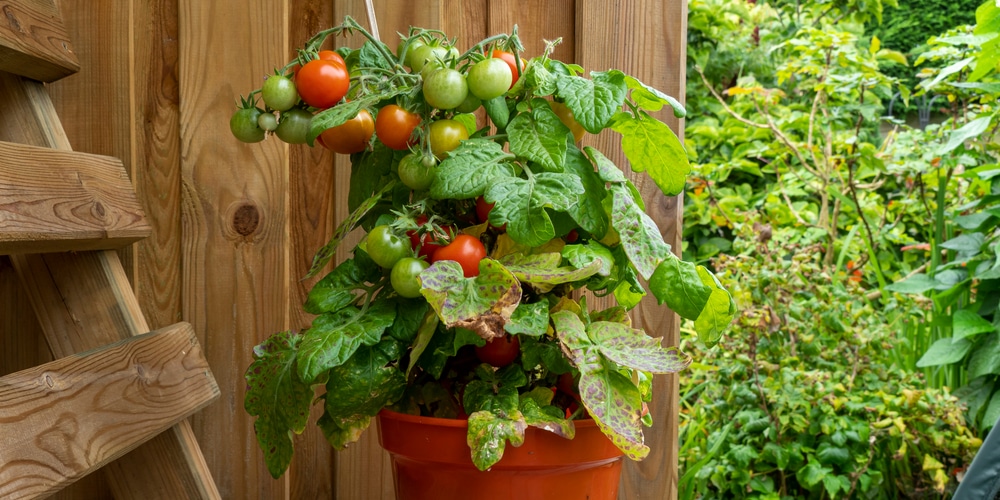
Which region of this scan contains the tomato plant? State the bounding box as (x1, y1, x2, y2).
(261, 73, 298, 111)
(490, 50, 523, 87)
(422, 68, 468, 110)
(409, 43, 448, 72)
(397, 153, 436, 190)
(319, 109, 373, 154)
(407, 215, 454, 260)
(367, 224, 411, 269)
(427, 119, 468, 158)
(375, 104, 421, 150)
(296, 59, 349, 109)
(432, 234, 486, 277)
(467, 58, 513, 100)
(390, 257, 429, 298)
(230, 106, 265, 143)
(274, 108, 312, 144)
(550, 101, 585, 143)
(474, 334, 520, 367)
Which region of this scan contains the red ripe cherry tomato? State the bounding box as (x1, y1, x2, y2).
(407, 215, 454, 260)
(491, 50, 523, 88)
(432, 234, 486, 277)
(475, 196, 494, 224)
(319, 109, 373, 154)
(296, 59, 349, 109)
(475, 334, 520, 367)
(293, 50, 347, 76)
(375, 104, 422, 150)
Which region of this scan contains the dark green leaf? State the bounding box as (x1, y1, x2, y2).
(916, 338, 973, 367)
(297, 300, 396, 381)
(429, 139, 516, 200)
(969, 332, 1000, 380)
(487, 172, 585, 247)
(305, 258, 380, 315)
(954, 309, 996, 341)
(649, 256, 713, 321)
(508, 99, 571, 172)
(562, 145, 610, 238)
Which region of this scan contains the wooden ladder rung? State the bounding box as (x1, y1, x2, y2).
(0, 141, 151, 255)
(0, 0, 80, 82)
(0, 321, 220, 499)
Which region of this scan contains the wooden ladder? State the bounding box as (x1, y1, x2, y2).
(0, 1, 221, 498)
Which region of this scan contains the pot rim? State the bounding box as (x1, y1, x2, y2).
(378, 408, 601, 429)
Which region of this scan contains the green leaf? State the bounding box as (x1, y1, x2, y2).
(555, 70, 628, 133)
(500, 252, 603, 292)
(624, 75, 686, 117)
(649, 256, 713, 321)
(244, 331, 314, 478)
(816, 443, 850, 467)
(727, 444, 758, 468)
(954, 309, 996, 341)
(823, 475, 851, 498)
(306, 182, 394, 278)
(941, 233, 985, 254)
(504, 301, 550, 337)
(429, 139, 516, 199)
(969, 332, 1000, 380)
(416, 326, 483, 379)
(796, 462, 829, 488)
(405, 309, 439, 377)
(508, 99, 571, 172)
(916, 337, 973, 368)
(609, 183, 672, 280)
(938, 115, 993, 154)
(610, 111, 691, 196)
(466, 410, 527, 471)
(316, 412, 370, 450)
(520, 394, 574, 438)
(885, 273, 940, 294)
(304, 258, 380, 315)
(486, 172, 585, 247)
(419, 259, 522, 340)
(321, 339, 406, 448)
(982, 391, 1000, 431)
(762, 442, 790, 470)
(297, 300, 396, 382)
(588, 321, 691, 373)
(693, 268, 737, 346)
(551, 311, 649, 461)
(562, 146, 610, 238)
(585, 146, 627, 184)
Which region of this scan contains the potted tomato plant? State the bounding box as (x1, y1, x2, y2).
(235, 17, 735, 499)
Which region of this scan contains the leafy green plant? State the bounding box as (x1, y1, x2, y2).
(679, 216, 982, 499)
(234, 17, 735, 477)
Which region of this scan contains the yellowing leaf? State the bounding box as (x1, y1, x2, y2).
(922, 454, 944, 471)
(871, 35, 881, 54)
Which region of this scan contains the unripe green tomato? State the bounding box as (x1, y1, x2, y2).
(423, 68, 469, 110)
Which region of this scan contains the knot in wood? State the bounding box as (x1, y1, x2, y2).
(232, 203, 260, 236)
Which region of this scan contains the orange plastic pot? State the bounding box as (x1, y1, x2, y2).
(376, 409, 625, 500)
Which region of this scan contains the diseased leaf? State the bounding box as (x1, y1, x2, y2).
(420, 259, 522, 341)
(588, 321, 691, 373)
(505, 301, 550, 336)
(610, 183, 672, 280)
(321, 340, 406, 448)
(466, 410, 527, 471)
(500, 251, 603, 292)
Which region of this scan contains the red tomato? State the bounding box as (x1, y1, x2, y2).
(292, 50, 346, 77)
(475, 196, 494, 224)
(432, 234, 486, 277)
(475, 334, 520, 367)
(407, 215, 454, 260)
(319, 109, 373, 154)
(375, 104, 422, 150)
(491, 50, 523, 88)
(296, 59, 349, 109)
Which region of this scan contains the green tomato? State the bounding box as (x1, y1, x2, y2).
(409, 44, 448, 72)
(398, 153, 436, 190)
(257, 112, 278, 131)
(275, 108, 313, 144)
(422, 68, 468, 110)
(467, 58, 513, 100)
(390, 257, 429, 298)
(455, 93, 482, 113)
(397, 39, 426, 67)
(261, 74, 298, 111)
(366, 225, 410, 269)
(230, 107, 265, 143)
(428, 119, 469, 158)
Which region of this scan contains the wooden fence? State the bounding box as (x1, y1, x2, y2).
(0, 0, 687, 498)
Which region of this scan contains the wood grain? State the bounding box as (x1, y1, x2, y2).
(0, 69, 221, 499)
(0, 0, 78, 82)
(0, 321, 219, 500)
(576, 1, 687, 498)
(178, 1, 291, 498)
(0, 141, 151, 254)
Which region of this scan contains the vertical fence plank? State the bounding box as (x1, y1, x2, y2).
(287, 1, 338, 498)
(576, 1, 686, 499)
(487, 0, 575, 63)
(178, 1, 291, 498)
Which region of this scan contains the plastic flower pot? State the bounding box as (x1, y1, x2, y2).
(377, 409, 625, 500)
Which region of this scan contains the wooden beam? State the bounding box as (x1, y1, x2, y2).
(0, 70, 222, 500)
(0, 0, 79, 82)
(0, 141, 151, 255)
(0, 322, 219, 500)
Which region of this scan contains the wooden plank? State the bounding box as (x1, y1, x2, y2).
(0, 141, 151, 254)
(287, 0, 337, 497)
(178, 1, 291, 498)
(487, 0, 575, 62)
(0, 0, 79, 82)
(0, 71, 222, 500)
(0, 322, 219, 500)
(575, 1, 686, 499)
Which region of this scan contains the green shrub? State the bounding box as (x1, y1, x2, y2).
(679, 217, 982, 499)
